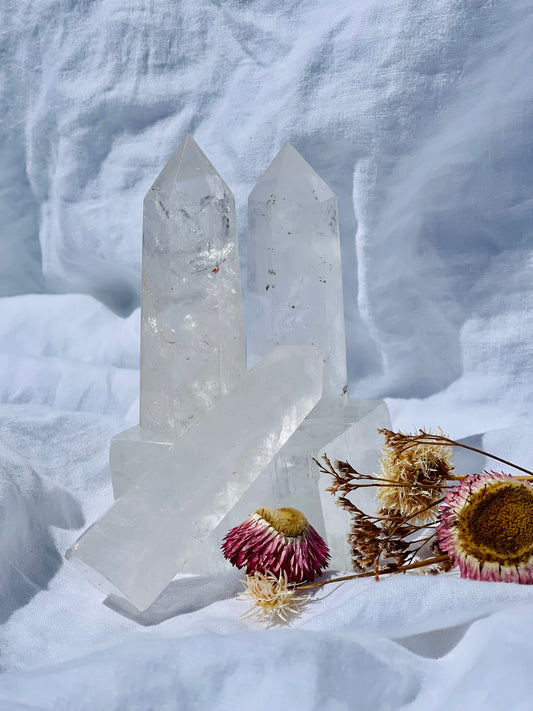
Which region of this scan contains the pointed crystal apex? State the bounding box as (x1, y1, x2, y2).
(251, 142, 335, 203)
(146, 134, 225, 204)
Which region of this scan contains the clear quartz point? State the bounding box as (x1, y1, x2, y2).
(241, 143, 391, 568)
(110, 134, 246, 498)
(66, 346, 322, 612)
(141, 134, 245, 436)
(247, 141, 347, 403)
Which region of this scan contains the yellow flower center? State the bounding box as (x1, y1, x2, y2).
(457, 480, 533, 565)
(255, 506, 308, 537)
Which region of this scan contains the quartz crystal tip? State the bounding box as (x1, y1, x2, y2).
(146, 134, 225, 200)
(250, 142, 335, 203)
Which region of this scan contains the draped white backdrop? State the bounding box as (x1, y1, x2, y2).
(1, 1, 533, 708)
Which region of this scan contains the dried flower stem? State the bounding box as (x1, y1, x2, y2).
(372, 498, 443, 570)
(318, 453, 446, 572)
(404, 531, 438, 565)
(453, 474, 533, 481)
(297, 554, 451, 590)
(379, 429, 533, 478)
(344, 481, 453, 489)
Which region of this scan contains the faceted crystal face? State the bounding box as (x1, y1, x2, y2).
(247, 142, 347, 403)
(109, 427, 173, 499)
(141, 134, 245, 436)
(67, 346, 322, 611)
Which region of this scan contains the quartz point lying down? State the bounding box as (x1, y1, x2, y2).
(202, 398, 391, 572)
(66, 346, 322, 612)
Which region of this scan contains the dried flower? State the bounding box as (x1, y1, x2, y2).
(325, 458, 359, 497)
(378, 428, 454, 523)
(239, 571, 308, 624)
(317, 455, 439, 573)
(221, 506, 329, 583)
(347, 508, 382, 572)
(377, 508, 412, 566)
(438, 472, 533, 583)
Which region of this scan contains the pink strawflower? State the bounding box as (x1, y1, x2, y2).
(221, 506, 329, 583)
(438, 472, 533, 583)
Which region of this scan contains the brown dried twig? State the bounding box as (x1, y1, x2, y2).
(316, 455, 441, 574)
(297, 554, 452, 590)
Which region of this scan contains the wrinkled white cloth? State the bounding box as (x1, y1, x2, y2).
(1, 0, 533, 709)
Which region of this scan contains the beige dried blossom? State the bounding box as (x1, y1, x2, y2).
(378, 428, 454, 523)
(239, 571, 308, 624)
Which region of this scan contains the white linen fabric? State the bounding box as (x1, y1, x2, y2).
(1, 0, 533, 708)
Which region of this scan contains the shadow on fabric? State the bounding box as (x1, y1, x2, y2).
(0, 447, 85, 624)
(104, 569, 244, 626)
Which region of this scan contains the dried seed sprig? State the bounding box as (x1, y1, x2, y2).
(377, 507, 412, 567)
(318, 455, 444, 573)
(348, 507, 383, 572)
(370, 497, 445, 574)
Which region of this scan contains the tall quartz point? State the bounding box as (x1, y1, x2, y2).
(110, 135, 246, 498)
(240, 143, 391, 570)
(66, 346, 322, 612)
(247, 141, 347, 403)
